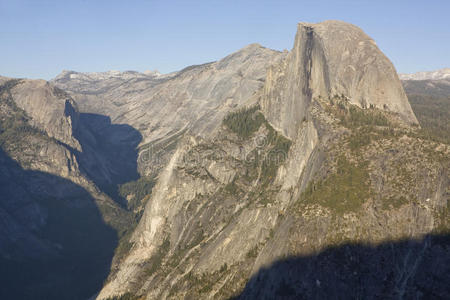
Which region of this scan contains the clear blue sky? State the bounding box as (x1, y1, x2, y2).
(1, 0, 449, 80)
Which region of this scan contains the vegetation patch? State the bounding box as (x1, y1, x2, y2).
(408, 94, 450, 144)
(119, 176, 155, 212)
(143, 238, 170, 277)
(104, 293, 143, 300)
(224, 179, 240, 195)
(223, 105, 265, 138)
(259, 124, 292, 187)
(381, 196, 409, 209)
(300, 155, 372, 214)
(321, 97, 405, 152)
(340, 105, 389, 128)
(246, 245, 259, 259)
(222, 105, 292, 204)
(346, 126, 399, 152)
(347, 128, 373, 151)
(325, 95, 390, 129)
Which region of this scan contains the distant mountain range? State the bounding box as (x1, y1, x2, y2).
(399, 68, 450, 80)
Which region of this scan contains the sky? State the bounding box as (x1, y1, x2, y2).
(0, 0, 449, 80)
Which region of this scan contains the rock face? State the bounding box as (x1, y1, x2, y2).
(2, 44, 286, 299)
(0, 79, 85, 185)
(52, 44, 285, 144)
(95, 21, 448, 300)
(52, 44, 286, 176)
(263, 21, 417, 139)
(10, 80, 82, 151)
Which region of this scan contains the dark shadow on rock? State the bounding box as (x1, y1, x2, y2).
(0, 148, 118, 300)
(233, 233, 450, 299)
(71, 111, 143, 206)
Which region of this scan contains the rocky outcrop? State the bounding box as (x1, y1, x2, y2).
(262, 20, 418, 139)
(10, 79, 81, 151)
(52, 44, 286, 176)
(0, 79, 83, 183)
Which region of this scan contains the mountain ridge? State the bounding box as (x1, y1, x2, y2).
(400, 68, 450, 80)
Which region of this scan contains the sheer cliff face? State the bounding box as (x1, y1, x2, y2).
(96, 22, 448, 300)
(10, 80, 81, 151)
(52, 45, 286, 177)
(262, 21, 417, 138)
(52, 44, 285, 144)
(0, 79, 85, 184)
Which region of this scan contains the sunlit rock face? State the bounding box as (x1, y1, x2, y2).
(52, 44, 286, 177)
(92, 21, 450, 300)
(10, 79, 82, 151)
(262, 20, 418, 139)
